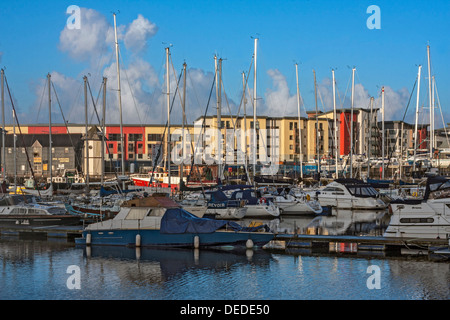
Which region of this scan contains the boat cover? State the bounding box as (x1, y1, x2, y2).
(160, 208, 268, 234)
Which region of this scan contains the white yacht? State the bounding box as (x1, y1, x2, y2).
(228, 188, 280, 218)
(311, 179, 387, 210)
(0, 197, 80, 226)
(384, 176, 450, 240)
(267, 188, 322, 215)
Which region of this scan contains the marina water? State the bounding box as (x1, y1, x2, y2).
(0, 237, 448, 300)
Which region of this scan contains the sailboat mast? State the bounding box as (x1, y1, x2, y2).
(113, 13, 125, 177)
(242, 71, 248, 178)
(350, 67, 355, 178)
(332, 69, 338, 179)
(181, 62, 187, 188)
(253, 37, 258, 180)
(413, 65, 422, 175)
(368, 96, 374, 179)
(432, 75, 435, 158)
(166, 47, 171, 188)
(1, 69, 4, 179)
(13, 108, 16, 193)
(101, 77, 107, 186)
(313, 70, 320, 178)
(48, 73, 52, 183)
(427, 45, 433, 159)
(215, 56, 223, 180)
(84, 76, 90, 189)
(295, 63, 303, 179)
(381, 87, 385, 179)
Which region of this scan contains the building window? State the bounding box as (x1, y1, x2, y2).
(109, 133, 121, 141)
(129, 134, 143, 141)
(65, 147, 69, 153)
(148, 134, 163, 141)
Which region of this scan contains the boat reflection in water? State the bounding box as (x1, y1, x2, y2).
(305, 209, 390, 236)
(241, 208, 390, 237)
(82, 246, 274, 284)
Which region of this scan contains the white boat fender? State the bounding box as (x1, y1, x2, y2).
(136, 234, 141, 247)
(246, 239, 254, 249)
(86, 233, 92, 246)
(194, 236, 200, 249)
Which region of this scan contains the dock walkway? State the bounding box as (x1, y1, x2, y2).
(0, 225, 83, 240)
(273, 233, 448, 252)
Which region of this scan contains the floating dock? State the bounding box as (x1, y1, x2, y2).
(272, 234, 449, 253)
(0, 225, 83, 240)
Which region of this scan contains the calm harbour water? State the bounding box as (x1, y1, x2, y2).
(0, 237, 449, 301)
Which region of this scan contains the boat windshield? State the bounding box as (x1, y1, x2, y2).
(428, 180, 450, 199)
(347, 186, 379, 197)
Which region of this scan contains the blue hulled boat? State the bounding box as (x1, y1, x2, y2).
(75, 194, 274, 248)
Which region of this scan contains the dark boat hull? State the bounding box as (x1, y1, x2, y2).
(0, 215, 81, 227)
(75, 229, 274, 248)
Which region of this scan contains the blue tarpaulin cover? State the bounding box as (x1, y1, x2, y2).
(160, 208, 268, 234)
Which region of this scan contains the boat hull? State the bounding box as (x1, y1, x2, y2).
(0, 215, 81, 227)
(384, 201, 450, 239)
(277, 201, 322, 215)
(75, 229, 274, 248)
(244, 205, 280, 218)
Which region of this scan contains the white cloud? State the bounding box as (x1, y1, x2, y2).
(59, 8, 113, 64)
(102, 57, 158, 125)
(124, 14, 157, 53)
(263, 69, 298, 117)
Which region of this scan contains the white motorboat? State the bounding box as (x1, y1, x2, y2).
(311, 179, 387, 210)
(267, 188, 322, 215)
(228, 188, 280, 218)
(0, 197, 80, 226)
(384, 176, 450, 240)
(204, 190, 247, 220)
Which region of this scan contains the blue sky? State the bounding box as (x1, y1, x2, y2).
(0, 0, 449, 126)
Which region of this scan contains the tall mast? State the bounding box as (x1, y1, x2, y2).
(295, 63, 303, 179)
(242, 71, 248, 173)
(332, 69, 338, 179)
(181, 62, 187, 189)
(427, 45, 433, 159)
(381, 86, 385, 179)
(113, 13, 125, 177)
(350, 67, 355, 178)
(13, 107, 16, 193)
(84, 76, 90, 189)
(48, 73, 52, 183)
(368, 96, 374, 179)
(101, 77, 107, 186)
(432, 75, 435, 157)
(215, 56, 223, 180)
(413, 65, 422, 176)
(253, 37, 258, 180)
(313, 70, 320, 178)
(165, 46, 171, 188)
(1, 69, 4, 179)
